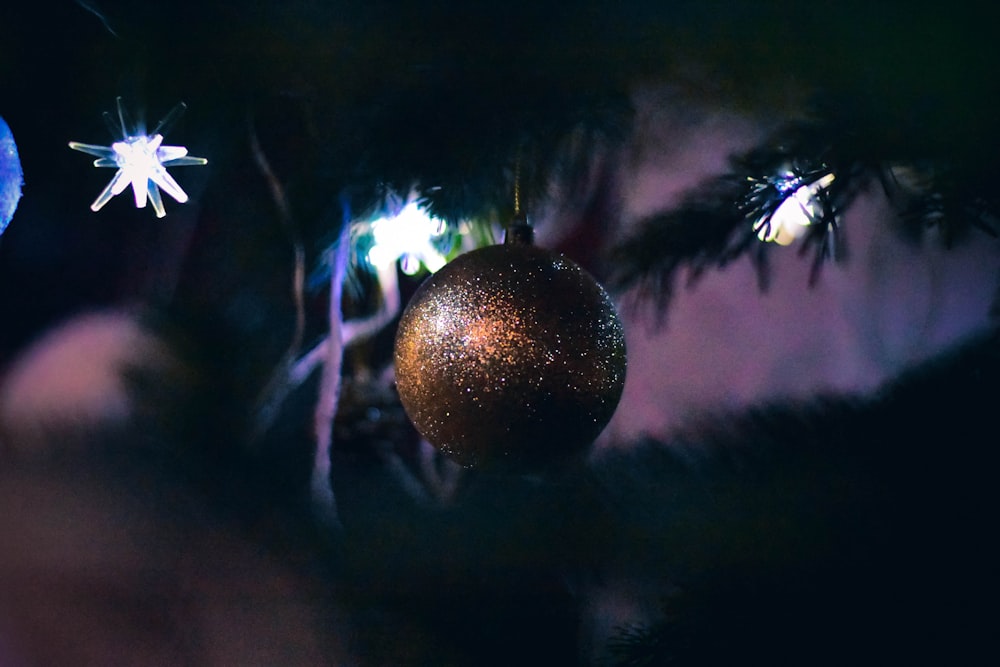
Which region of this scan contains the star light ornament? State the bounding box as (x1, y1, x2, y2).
(69, 98, 207, 218)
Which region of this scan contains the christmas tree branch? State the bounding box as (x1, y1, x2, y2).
(417, 438, 462, 504)
(248, 120, 308, 441)
(311, 225, 350, 531)
(289, 262, 402, 386)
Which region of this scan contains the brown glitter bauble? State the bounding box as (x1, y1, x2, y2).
(393, 239, 627, 469)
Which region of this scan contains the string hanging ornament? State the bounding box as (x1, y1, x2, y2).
(393, 163, 627, 470)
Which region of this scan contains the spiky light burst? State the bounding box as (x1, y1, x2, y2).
(69, 98, 207, 218)
(364, 201, 449, 275)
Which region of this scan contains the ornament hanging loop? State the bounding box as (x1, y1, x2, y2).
(505, 150, 534, 246)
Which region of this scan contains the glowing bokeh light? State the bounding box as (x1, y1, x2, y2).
(758, 172, 836, 246)
(0, 115, 24, 235)
(366, 201, 448, 274)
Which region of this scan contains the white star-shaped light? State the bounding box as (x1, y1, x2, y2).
(69, 98, 207, 218)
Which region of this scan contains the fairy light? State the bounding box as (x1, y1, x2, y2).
(69, 98, 207, 218)
(758, 172, 836, 246)
(0, 115, 23, 235)
(366, 201, 449, 275)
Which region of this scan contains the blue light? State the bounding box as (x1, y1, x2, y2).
(0, 116, 24, 236)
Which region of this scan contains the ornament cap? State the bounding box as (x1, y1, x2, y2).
(504, 211, 534, 246)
